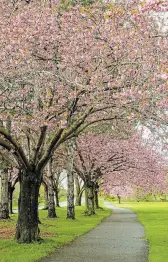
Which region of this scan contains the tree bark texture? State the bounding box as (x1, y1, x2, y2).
(55, 187, 60, 207)
(15, 170, 41, 243)
(85, 183, 95, 215)
(75, 190, 83, 206)
(43, 184, 48, 210)
(48, 184, 56, 218)
(94, 183, 99, 209)
(8, 184, 15, 214)
(66, 139, 75, 219)
(75, 174, 83, 206)
(85, 186, 89, 210)
(88, 185, 95, 215)
(47, 160, 56, 218)
(0, 169, 9, 219)
(94, 189, 99, 209)
(67, 171, 75, 219)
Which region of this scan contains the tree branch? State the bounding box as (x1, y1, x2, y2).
(33, 126, 47, 165)
(0, 127, 31, 170)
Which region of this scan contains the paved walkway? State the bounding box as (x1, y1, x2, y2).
(40, 202, 148, 262)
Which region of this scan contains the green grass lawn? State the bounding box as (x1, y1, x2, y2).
(0, 206, 111, 262)
(115, 202, 168, 262)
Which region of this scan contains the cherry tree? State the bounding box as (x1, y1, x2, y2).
(102, 136, 167, 201)
(74, 133, 135, 214)
(75, 132, 167, 211)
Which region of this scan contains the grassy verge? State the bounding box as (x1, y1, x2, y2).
(0, 206, 111, 262)
(114, 201, 168, 262)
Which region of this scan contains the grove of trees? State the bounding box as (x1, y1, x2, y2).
(0, 0, 167, 244)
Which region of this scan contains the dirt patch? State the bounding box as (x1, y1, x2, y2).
(0, 228, 15, 239)
(0, 228, 56, 239)
(41, 232, 56, 238)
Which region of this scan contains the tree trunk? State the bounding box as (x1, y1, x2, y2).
(43, 184, 48, 210)
(48, 184, 56, 218)
(47, 160, 56, 218)
(75, 174, 83, 206)
(66, 139, 75, 219)
(67, 171, 75, 219)
(55, 187, 60, 207)
(85, 186, 89, 210)
(0, 169, 9, 219)
(153, 194, 157, 201)
(94, 183, 99, 209)
(15, 170, 41, 243)
(85, 184, 95, 215)
(88, 185, 95, 215)
(75, 189, 83, 206)
(117, 194, 121, 204)
(94, 189, 99, 209)
(9, 184, 15, 214)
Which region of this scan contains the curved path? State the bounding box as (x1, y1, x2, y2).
(40, 202, 148, 262)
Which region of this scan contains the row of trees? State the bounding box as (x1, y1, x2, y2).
(1, 129, 167, 239)
(0, 0, 168, 243)
(1, 129, 167, 213)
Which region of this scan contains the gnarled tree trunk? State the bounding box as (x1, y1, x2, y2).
(85, 182, 95, 215)
(15, 170, 41, 243)
(0, 169, 9, 219)
(88, 185, 95, 215)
